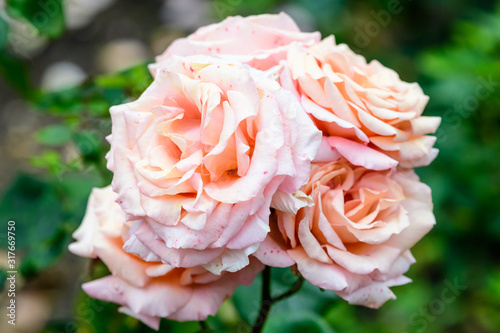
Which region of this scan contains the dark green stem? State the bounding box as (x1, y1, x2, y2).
(251, 267, 304, 333)
(271, 275, 304, 303)
(199, 320, 208, 330)
(252, 266, 272, 333)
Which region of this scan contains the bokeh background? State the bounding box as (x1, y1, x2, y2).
(0, 0, 499, 332)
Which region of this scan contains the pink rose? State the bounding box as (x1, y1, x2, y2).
(106, 55, 321, 274)
(260, 141, 435, 308)
(286, 36, 441, 167)
(152, 12, 320, 73)
(69, 186, 263, 330)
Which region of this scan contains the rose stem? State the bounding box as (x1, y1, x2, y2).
(251, 266, 304, 333)
(198, 320, 208, 330)
(271, 275, 304, 303)
(251, 265, 272, 333)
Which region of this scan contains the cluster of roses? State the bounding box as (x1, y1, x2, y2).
(69, 13, 440, 329)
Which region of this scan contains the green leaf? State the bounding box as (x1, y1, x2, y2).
(0, 269, 6, 291)
(262, 311, 335, 333)
(232, 270, 262, 324)
(95, 62, 153, 99)
(74, 130, 102, 160)
(0, 52, 32, 97)
(34, 63, 152, 117)
(36, 124, 72, 146)
(195, 328, 216, 333)
(270, 268, 336, 314)
(211, 0, 279, 18)
(232, 268, 336, 326)
(0, 174, 62, 250)
(30, 150, 64, 176)
(57, 170, 105, 219)
(6, 0, 65, 38)
(0, 15, 8, 50)
(0, 170, 103, 277)
(20, 227, 69, 276)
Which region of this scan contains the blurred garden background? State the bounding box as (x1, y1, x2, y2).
(0, 0, 499, 332)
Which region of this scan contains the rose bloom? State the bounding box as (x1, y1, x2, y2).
(286, 36, 441, 167)
(106, 54, 321, 274)
(69, 186, 263, 330)
(152, 12, 320, 72)
(257, 139, 435, 308)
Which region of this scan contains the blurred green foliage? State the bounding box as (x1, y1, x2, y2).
(1, 0, 500, 332)
(6, 0, 65, 38)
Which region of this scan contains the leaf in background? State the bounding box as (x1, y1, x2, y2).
(62, 288, 201, 333)
(0, 169, 103, 277)
(35, 86, 87, 115)
(196, 329, 216, 333)
(6, 0, 65, 38)
(0, 15, 8, 50)
(0, 269, 6, 291)
(20, 227, 69, 276)
(0, 174, 62, 250)
(0, 52, 32, 97)
(232, 268, 336, 325)
(212, 0, 280, 19)
(57, 171, 106, 222)
(95, 62, 153, 99)
(263, 311, 335, 333)
(270, 268, 337, 315)
(0, 174, 65, 277)
(35, 63, 152, 117)
(232, 269, 262, 325)
(74, 130, 102, 162)
(36, 124, 72, 146)
(30, 150, 68, 178)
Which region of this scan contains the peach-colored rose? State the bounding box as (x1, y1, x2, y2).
(152, 12, 320, 73)
(69, 186, 263, 330)
(285, 36, 441, 167)
(106, 55, 321, 274)
(259, 141, 435, 308)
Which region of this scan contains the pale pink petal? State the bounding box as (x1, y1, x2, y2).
(275, 90, 322, 193)
(154, 12, 320, 72)
(298, 215, 332, 264)
(82, 275, 192, 318)
(253, 232, 294, 267)
(313, 136, 342, 162)
(69, 186, 123, 258)
(202, 245, 258, 275)
(288, 248, 348, 291)
(168, 259, 263, 321)
(325, 136, 398, 170)
(93, 236, 153, 287)
(271, 190, 313, 214)
(125, 222, 225, 268)
(410, 116, 441, 135)
(118, 307, 160, 330)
